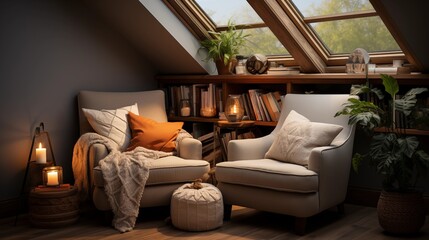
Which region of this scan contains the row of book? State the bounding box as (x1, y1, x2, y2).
(241, 90, 283, 122)
(167, 84, 222, 117)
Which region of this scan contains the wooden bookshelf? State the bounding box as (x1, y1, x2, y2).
(158, 73, 429, 133)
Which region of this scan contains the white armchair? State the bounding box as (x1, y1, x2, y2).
(216, 94, 357, 234)
(77, 90, 210, 211)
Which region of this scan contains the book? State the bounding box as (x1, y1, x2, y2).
(248, 89, 263, 121)
(261, 93, 277, 121)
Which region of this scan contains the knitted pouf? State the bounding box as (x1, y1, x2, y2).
(171, 181, 223, 231)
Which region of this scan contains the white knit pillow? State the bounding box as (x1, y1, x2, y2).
(265, 110, 343, 166)
(82, 103, 139, 151)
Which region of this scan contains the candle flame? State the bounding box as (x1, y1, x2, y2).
(233, 104, 237, 114)
(38, 142, 42, 148)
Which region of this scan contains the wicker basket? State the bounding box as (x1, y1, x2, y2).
(377, 190, 425, 234)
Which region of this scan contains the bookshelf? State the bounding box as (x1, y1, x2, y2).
(157, 73, 429, 135)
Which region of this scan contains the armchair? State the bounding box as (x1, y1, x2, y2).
(77, 90, 210, 211)
(216, 94, 357, 234)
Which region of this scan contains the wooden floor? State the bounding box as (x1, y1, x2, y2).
(1, 204, 428, 240)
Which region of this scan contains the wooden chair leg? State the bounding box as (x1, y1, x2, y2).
(294, 217, 307, 235)
(223, 204, 232, 220)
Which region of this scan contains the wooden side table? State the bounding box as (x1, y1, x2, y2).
(28, 186, 79, 228)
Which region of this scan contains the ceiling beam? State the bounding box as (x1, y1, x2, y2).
(248, 0, 326, 73)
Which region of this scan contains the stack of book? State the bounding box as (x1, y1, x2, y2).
(241, 90, 283, 122)
(167, 83, 221, 117)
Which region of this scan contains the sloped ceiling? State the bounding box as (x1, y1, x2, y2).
(82, 0, 212, 75)
(84, 0, 429, 74)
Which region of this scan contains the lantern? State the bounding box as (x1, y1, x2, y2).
(225, 95, 244, 122)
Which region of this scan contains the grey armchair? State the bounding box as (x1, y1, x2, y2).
(216, 94, 357, 234)
(77, 90, 210, 211)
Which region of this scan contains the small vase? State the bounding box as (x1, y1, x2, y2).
(377, 190, 425, 235)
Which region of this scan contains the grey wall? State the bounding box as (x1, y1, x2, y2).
(0, 0, 156, 201)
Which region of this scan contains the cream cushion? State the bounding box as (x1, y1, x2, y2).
(170, 183, 223, 231)
(265, 110, 343, 166)
(216, 159, 318, 193)
(82, 103, 138, 151)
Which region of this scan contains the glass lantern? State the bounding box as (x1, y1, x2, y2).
(225, 95, 244, 122)
(42, 166, 63, 187)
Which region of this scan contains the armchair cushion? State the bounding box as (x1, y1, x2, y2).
(82, 103, 139, 151)
(127, 112, 183, 152)
(216, 159, 318, 193)
(265, 110, 343, 166)
(93, 156, 210, 187)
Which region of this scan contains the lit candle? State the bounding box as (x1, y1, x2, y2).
(36, 142, 47, 164)
(232, 104, 237, 114)
(46, 171, 59, 186)
(181, 106, 191, 116)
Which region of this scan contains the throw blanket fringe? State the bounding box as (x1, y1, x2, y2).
(72, 131, 190, 232)
(100, 146, 172, 232)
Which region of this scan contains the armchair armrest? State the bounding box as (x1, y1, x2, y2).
(177, 137, 202, 160)
(307, 135, 354, 211)
(227, 134, 275, 161)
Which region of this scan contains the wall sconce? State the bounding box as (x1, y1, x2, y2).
(225, 95, 244, 122)
(42, 166, 63, 187)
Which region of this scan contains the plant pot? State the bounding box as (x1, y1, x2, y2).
(215, 59, 235, 75)
(377, 190, 426, 235)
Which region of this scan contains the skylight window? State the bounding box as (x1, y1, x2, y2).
(290, 0, 400, 55)
(164, 0, 408, 71)
(194, 0, 289, 56)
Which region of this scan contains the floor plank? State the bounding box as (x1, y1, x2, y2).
(0, 204, 427, 239)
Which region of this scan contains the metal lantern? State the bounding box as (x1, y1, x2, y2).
(42, 166, 63, 187)
(225, 95, 244, 122)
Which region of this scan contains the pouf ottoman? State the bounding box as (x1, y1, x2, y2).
(171, 180, 223, 231)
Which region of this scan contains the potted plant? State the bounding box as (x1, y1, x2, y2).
(335, 74, 429, 234)
(200, 20, 249, 75)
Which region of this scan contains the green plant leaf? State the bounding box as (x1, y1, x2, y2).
(381, 74, 399, 99)
(352, 153, 364, 173)
(395, 88, 428, 116)
(397, 136, 419, 158)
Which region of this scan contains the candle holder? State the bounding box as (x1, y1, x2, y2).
(42, 166, 63, 187)
(225, 95, 244, 122)
(15, 122, 57, 225)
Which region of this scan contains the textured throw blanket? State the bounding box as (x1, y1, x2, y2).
(72, 132, 180, 232)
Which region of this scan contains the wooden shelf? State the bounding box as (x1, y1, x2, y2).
(169, 116, 278, 127)
(159, 73, 429, 133)
(374, 127, 429, 136)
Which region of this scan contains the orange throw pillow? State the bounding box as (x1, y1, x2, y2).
(127, 112, 183, 152)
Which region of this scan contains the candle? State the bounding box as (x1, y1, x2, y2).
(36, 142, 47, 164)
(232, 104, 237, 114)
(46, 171, 59, 186)
(181, 106, 191, 116)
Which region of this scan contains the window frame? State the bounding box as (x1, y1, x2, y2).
(163, 0, 413, 73)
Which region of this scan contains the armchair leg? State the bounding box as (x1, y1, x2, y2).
(224, 204, 232, 220)
(294, 217, 307, 235)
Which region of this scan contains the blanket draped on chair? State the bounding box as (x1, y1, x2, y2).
(72, 132, 174, 232)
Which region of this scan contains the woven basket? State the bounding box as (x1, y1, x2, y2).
(377, 190, 425, 234)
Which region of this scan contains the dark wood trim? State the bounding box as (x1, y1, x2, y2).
(248, 0, 326, 73)
(304, 10, 378, 23)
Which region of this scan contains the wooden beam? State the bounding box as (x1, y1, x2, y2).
(248, 0, 326, 73)
(304, 10, 378, 23)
